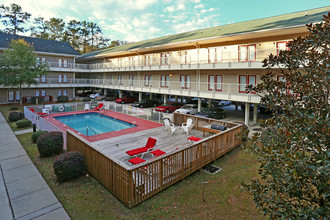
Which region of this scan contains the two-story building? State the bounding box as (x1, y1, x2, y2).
(0, 33, 80, 104)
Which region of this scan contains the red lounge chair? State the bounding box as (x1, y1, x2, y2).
(29, 108, 46, 116)
(94, 103, 104, 110)
(128, 157, 146, 165)
(151, 149, 166, 157)
(126, 137, 157, 158)
(187, 136, 202, 144)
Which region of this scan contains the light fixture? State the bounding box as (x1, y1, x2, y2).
(169, 73, 173, 77)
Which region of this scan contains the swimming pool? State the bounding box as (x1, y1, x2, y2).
(54, 113, 136, 136)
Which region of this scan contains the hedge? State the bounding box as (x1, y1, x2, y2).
(9, 112, 24, 122)
(31, 96, 44, 104)
(53, 151, 85, 182)
(57, 96, 69, 103)
(31, 131, 48, 143)
(16, 119, 32, 128)
(37, 132, 63, 157)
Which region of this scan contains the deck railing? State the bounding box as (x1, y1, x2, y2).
(66, 113, 242, 207)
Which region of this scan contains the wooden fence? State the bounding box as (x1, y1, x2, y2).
(67, 113, 243, 207)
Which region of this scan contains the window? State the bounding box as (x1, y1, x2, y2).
(277, 75, 290, 94)
(239, 44, 256, 62)
(239, 75, 256, 93)
(180, 51, 191, 64)
(180, 75, 191, 89)
(129, 75, 135, 85)
(58, 74, 62, 83)
(208, 75, 223, 91)
(35, 90, 40, 96)
(63, 59, 68, 68)
(161, 53, 170, 65)
(118, 74, 123, 85)
(58, 59, 62, 68)
(58, 74, 67, 83)
(108, 74, 113, 84)
(63, 90, 67, 96)
(8, 91, 14, 101)
(41, 90, 46, 96)
(118, 58, 122, 68)
(208, 48, 221, 63)
(160, 74, 169, 87)
(144, 55, 153, 66)
(58, 59, 68, 68)
(41, 75, 46, 83)
(145, 75, 152, 87)
(276, 41, 289, 55)
(36, 57, 46, 65)
(63, 74, 67, 83)
(58, 90, 62, 96)
(129, 57, 134, 67)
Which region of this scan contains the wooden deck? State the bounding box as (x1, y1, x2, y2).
(91, 126, 207, 169)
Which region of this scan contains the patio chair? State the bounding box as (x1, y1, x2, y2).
(150, 149, 166, 157)
(181, 118, 193, 135)
(128, 157, 146, 165)
(29, 108, 47, 116)
(126, 137, 157, 158)
(164, 118, 177, 135)
(84, 104, 91, 111)
(41, 108, 50, 115)
(101, 104, 110, 113)
(187, 136, 202, 144)
(94, 103, 104, 111)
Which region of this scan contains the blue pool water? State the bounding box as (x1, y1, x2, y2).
(54, 113, 136, 136)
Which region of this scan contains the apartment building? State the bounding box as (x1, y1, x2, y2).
(0, 6, 328, 125)
(0, 33, 79, 104)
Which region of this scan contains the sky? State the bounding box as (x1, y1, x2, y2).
(0, 0, 329, 43)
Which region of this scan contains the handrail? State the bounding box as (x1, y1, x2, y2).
(86, 126, 97, 136)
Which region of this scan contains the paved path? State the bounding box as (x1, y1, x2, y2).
(0, 113, 70, 220)
(14, 128, 34, 135)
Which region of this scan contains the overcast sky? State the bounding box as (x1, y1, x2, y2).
(1, 0, 328, 42)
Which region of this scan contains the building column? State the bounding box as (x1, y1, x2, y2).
(208, 99, 212, 107)
(244, 102, 250, 126)
(119, 91, 123, 98)
(175, 95, 178, 103)
(139, 92, 142, 102)
(150, 93, 153, 99)
(253, 103, 258, 124)
(164, 94, 168, 105)
(198, 98, 202, 112)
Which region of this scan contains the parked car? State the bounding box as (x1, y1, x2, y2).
(212, 100, 232, 107)
(155, 102, 183, 113)
(174, 104, 198, 115)
(186, 99, 208, 107)
(90, 93, 101, 99)
(131, 100, 160, 108)
(115, 96, 138, 104)
(195, 107, 226, 119)
(240, 103, 272, 114)
(104, 94, 118, 101)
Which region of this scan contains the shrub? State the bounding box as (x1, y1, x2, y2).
(31, 131, 48, 143)
(57, 96, 69, 103)
(31, 96, 44, 104)
(82, 97, 91, 102)
(53, 151, 85, 182)
(16, 119, 32, 128)
(9, 106, 19, 110)
(9, 111, 24, 122)
(37, 132, 63, 157)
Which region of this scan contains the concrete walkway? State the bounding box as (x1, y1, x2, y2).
(14, 128, 34, 135)
(0, 113, 70, 220)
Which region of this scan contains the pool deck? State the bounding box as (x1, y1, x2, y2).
(43, 110, 163, 142)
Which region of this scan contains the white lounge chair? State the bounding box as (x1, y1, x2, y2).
(181, 118, 193, 135)
(84, 104, 91, 111)
(164, 118, 177, 135)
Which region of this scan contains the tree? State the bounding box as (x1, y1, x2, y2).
(0, 3, 31, 35)
(46, 18, 65, 41)
(30, 17, 49, 39)
(0, 39, 49, 105)
(88, 22, 101, 51)
(80, 21, 90, 53)
(66, 20, 81, 51)
(242, 13, 329, 219)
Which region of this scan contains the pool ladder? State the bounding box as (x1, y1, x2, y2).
(86, 126, 97, 136)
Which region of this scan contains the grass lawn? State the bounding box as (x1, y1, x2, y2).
(0, 104, 31, 131)
(17, 131, 264, 220)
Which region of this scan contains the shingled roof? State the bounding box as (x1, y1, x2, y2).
(78, 6, 330, 60)
(0, 33, 79, 56)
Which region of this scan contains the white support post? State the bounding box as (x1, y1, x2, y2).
(175, 96, 178, 103)
(245, 102, 250, 126)
(150, 93, 153, 99)
(119, 91, 123, 98)
(164, 95, 168, 105)
(198, 98, 202, 112)
(253, 103, 258, 124)
(139, 92, 142, 102)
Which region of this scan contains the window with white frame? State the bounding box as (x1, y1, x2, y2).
(160, 53, 170, 65)
(160, 74, 169, 87)
(108, 74, 113, 84)
(145, 75, 152, 87)
(239, 44, 256, 62)
(248, 45, 256, 61)
(208, 48, 221, 63)
(276, 42, 289, 55)
(144, 55, 153, 66)
(129, 75, 135, 85)
(208, 75, 223, 91)
(239, 75, 256, 93)
(118, 74, 123, 85)
(180, 75, 191, 89)
(180, 51, 191, 64)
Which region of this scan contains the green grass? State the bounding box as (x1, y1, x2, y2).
(0, 104, 31, 131)
(17, 132, 264, 220)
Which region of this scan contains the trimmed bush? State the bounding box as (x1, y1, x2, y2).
(31, 131, 48, 143)
(9, 111, 24, 122)
(82, 97, 91, 102)
(16, 119, 32, 128)
(57, 96, 69, 103)
(9, 106, 19, 110)
(37, 132, 63, 157)
(53, 151, 85, 182)
(31, 96, 44, 104)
